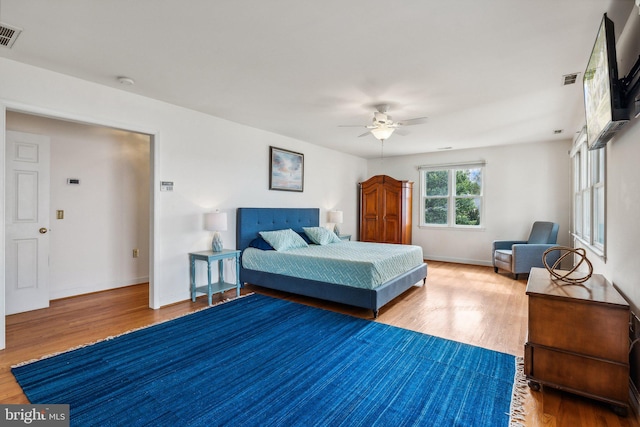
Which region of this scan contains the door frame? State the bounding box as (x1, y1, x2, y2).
(0, 100, 160, 350)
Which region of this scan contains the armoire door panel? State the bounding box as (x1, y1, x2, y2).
(381, 219, 400, 243)
(359, 175, 413, 244)
(362, 187, 380, 217)
(361, 220, 379, 242)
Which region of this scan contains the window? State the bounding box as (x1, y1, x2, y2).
(571, 130, 605, 255)
(420, 162, 484, 227)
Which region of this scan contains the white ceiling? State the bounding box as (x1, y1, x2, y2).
(0, 0, 636, 158)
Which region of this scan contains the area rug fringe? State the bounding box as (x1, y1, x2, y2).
(12, 293, 254, 368)
(509, 356, 527, 427)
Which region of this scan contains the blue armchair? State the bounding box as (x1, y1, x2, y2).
(493, 221, 560, 280)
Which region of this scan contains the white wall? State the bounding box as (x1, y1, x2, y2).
(597, 116, 640, 313)
(571, 8, 640, 313)
(0, 56, 368, 349)
(605, 2, 640, 313)
(6, 112, 150, 299)
(367, 140, 573, 265)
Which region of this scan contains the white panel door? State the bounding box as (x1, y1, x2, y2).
(5, 131, 50, 315)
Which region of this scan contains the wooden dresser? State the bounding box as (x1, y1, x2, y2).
(359, 175, 412, 244)
(524, 267, 630, 416)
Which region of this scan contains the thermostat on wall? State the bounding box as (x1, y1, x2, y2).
(160, 181, 174, 192)
(67, 178, 80, 185)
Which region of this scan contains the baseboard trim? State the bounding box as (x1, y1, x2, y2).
(423, 255, 492, 267)
(50, 277, 150, 301)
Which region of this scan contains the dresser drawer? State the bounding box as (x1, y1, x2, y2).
(525, 344, 628, 405)
(528, 295, 628, 363)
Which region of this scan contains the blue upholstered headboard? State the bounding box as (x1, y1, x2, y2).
(236, 208, 320, 252)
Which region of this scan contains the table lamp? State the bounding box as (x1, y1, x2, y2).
(204, 211, 227, 252)
(328, 210, 343, 236)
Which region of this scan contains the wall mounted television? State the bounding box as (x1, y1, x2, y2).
(583, 13, 629, 150)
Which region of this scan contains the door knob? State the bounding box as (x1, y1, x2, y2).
(39, 227, 48, 234)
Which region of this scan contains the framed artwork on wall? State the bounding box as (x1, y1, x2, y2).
(269, 146, 304, 192)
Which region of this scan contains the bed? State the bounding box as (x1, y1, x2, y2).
(236, 207, 427, 318)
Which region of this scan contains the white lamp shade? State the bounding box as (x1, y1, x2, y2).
(371, 126, 395, 140)
(204, 212, 227, 231)
(328, 210, 343, 224)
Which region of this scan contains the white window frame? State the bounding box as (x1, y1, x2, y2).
(419, 161, 485, 229)
(571, 129, 606, 257)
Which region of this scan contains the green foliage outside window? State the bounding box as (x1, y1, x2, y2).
(423, 167, 482, 226)
(425, 198, 448, 224)
(455, 169, 481, 225)
(424, 170, 448, 224)
(425, 170, 448, 196)
(455, 198, 480, 225)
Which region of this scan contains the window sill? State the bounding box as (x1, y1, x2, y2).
(419, 225, 485, 232)
(571, 234, 606, 262)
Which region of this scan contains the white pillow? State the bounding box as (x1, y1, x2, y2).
(259, 229, 309, 251)
(303, 227, 342, 245)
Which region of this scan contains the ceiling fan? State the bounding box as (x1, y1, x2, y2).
(339, 104, 428, 142)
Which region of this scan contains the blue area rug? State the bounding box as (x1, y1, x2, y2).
(13, 294, 521, 426)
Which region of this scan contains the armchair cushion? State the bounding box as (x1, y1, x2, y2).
(492, 240, 526, 252)
(512, 244, 560, 274)
(528, 222, 559, 244)
(492, 221, 560, 279)
(494, 249, 512, 263)
(493, 249, 513, 273)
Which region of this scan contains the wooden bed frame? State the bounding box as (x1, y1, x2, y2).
(236, 207, 427, 318)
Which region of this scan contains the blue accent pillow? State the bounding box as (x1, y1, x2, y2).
(248, 236, 275, 251)
(296, 231, 314, 244)
(259, 229, 309, 251)
(303, 227, 342, 245)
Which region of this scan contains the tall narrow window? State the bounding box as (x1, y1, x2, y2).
(420, 162, 484, 228)
(592, 148, 605, 248)
(571, 129, 605, 255)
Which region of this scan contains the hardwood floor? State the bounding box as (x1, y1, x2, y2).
(0, 261, 637, 426)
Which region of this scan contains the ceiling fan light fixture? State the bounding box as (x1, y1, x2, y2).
(371, 126, 395, 140)
(374, 111, 388, 124)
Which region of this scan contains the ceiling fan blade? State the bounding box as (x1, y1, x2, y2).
(397, 117, 428, 126)
(358, 131, 372, 138)
(339, 124, 377, 129)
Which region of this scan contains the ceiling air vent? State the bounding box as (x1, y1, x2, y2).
(0, 22, 22, 49)
(562, 73, 579, 86)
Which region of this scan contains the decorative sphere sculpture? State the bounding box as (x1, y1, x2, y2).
(542, 246, 593, 284)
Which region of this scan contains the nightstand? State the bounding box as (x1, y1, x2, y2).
(189, 249, 240, 305)
(339, 234, 351, 241)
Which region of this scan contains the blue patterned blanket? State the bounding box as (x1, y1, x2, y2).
(242, 241, 424, 289)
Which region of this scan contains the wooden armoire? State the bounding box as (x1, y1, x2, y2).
(359, 175, 413, 244)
